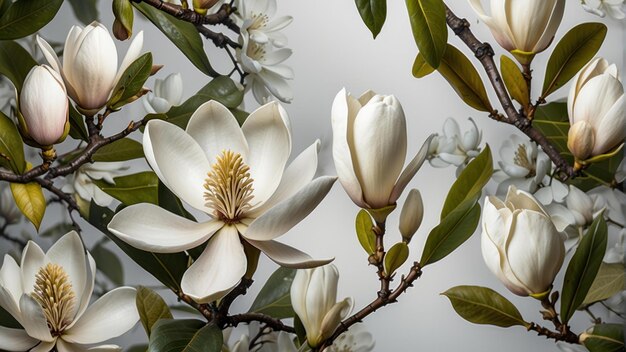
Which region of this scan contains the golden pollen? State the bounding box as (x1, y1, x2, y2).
(204, 150, 255, 222)
(513, 144, 536, 177)
(31, 263, 76, 336)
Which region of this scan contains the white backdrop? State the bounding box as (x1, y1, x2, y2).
(35, 1, 626, 351)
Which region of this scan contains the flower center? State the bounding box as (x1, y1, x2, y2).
(250, 12, 269, 30)
(204, 150, 255, 223)
(513, 144, 535, 177)
(247, 41, 266, 61)
(31, 263, 76, 336)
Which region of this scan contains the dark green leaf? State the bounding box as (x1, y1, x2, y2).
(92, 243, 124, 285)
(126, 345, 148, 352)
(0, 40, 37, 92)
(0, 305, 21, 328)
(421, 197, 481, 266)
(355, 0, 387, 38)
(68, 104, 89, 142)
(583, 324, 624, 352)
(87, 202, 188, 291)
(500, 56, 529, 107)
(384, 242, 409, 276)
(0, 0, 63, 40)
(582, 262, 625, 306)
(412, 52, 435, 78)
(294, 314, 306, 346)
(561, 215, 608, 324)
(148, 319, 222, 352)
(355, 209, 376, 255)
(406, 0, 447, 68)
(249, 267, 296, 319)
(442, 285, 528, 328)
(542, 23, 607, 98)
(441, 145, 492, 219)
(108, 53, 152, 109)
(93, 172, 159, 206)
(436, 44, 493, 112)
(134, 2, 217, 77)
(0, 111, 26, 173)
(67, 0, 99, 25)
(158, 182, 196, 221)
(136, 286, 173, 337)
(93, 138, 144, 162)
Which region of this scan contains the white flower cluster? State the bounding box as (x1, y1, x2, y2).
(427, 117, 482, 176)
(581, 0, 625, 19)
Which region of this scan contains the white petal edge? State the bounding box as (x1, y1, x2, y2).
(18, 294, 54, 342)
(0, 326, 38, 351)
(247, 239, 333, 268)
(389, 135, 433, 203)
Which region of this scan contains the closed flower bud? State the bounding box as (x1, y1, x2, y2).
(567, 58, 626, 162)
(399, 189, 424, 242)
(481, 186, 565, 297)
(291, 264, 353, 348)
(18, 65, 69, 146)
(193, 0, 220, 15)
(143, 73, 184, 114)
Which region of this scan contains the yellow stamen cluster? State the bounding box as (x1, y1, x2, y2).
(514, 144, 536, 177)
(250, 13, 269, 30)
(204, 150, 255, 222)
(31, 263, 76, 336)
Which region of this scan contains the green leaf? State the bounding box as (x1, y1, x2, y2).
(108, 52, 152, 109)
(542, 23, 607, 98)
(148, 319, 222, 352)
(0, 40, 37, 92)
(93, 138, 144, 162)
(355, 209, 376, 255)
(68, 104, 89, 142)
(436, 44, 493, 112)
(158, 182, 196, 221)
(500, 56, 529, 107)
(249, 267, 296, 319)
(93, 172, 159, 206)
(10, 181, 45, 231)
(561, 215, 608, 324)
(91, 243, 124, 285)
(127, 345, 148, 352)
(421, 197, 481, 266)
(442, 285, 528, 328)
(583, 324, 624, 352)
(406, 0, 447, 68)
(384, 242, 409, 276)
(0, 111, 26, 173)
(355, 0, 387, 38)
(582, 262, 625, 306)
(39, 223, 75, 240)
(0, 305, 21, 329)
(412, 52, 435, 78)
(441, 145, 492, 219)
(67, 0, 99, 25)
(136, 286, 173, 337)
(134, 2, 217, 77)
(0, 0, 63, 40)
(87, 202, 188, 291)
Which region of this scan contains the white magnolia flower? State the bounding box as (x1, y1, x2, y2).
(0, 187, 21, 226)
(469, 0, 565, 59)
(238, 29, 294, 104)
(231, 331, 297, 352)
(331, 89, 432, 214)
(291, 264, 353, 348)
(605, 229, 625, 264)
(567, 57, 626, 162)
(108, 101, 335, 303)
(0, 231, 138, 351)
(493, 134, 551, 195)
(324, 324, 375, 352)
(37, 22, 144, 114)
(235, 0, 292, 47)
(565, 185, 605, 227)
(588, 186, 626, 226)
(427, 117, 482, 170)
(581, 0, 626, 19)
(18, 65, 69, 146)
(482, 186, 565, 297)
(62, 161, 128, 207)
(143, 73, 184, 114)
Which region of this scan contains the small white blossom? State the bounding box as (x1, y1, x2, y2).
(427, 118, 482, 173)
(62, 161, 128, 207)
(235, 0, 292, 47)
(493, 134, 551, 195)
(588, 186, 626, 226)
(142, 73, 184, 114)
(323, 324, 375, 352)
(581, 0, 626, 19)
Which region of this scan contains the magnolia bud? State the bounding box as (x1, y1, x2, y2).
(112, 0, 134, 41)
(567, 121, 595, 161)
(399, 189, 424, 243)
(18, 65, 69, 147)
(193, 0, 220, 15)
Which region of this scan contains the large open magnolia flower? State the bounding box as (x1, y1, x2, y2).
(0, 231, 138, 351)
(108, 101, 335, 303)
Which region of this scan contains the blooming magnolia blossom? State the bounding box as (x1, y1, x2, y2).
(37, 22, 144, 114)
(108, 101, 335, 303)
(493, 135, 551, 194)
(0, 231, 138, 351)
(581, 0, 626, 19)
(427, 117, 482, 173)
(324, 324, 375, 352)
(588, 186, 626, 226)
(235, 0, 292, 47)
(62, 161, 129, 207)
(231, 331, 297, 352)
(143, 73, 184, 114)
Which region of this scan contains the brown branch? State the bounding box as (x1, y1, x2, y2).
(133, 0, 237, 27)
(527, 322, 579, 344)
(224, 313, 295, 334)
(0, 223, 27, 248)
(444, 5, 576, 179)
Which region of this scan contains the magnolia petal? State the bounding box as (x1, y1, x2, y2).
(533, 0, 565, 53)
(0, 326, 38, 351)
(0, 255, 23, 307)
(19, 294, 54, 342)
(30, 340, 57, 352)
(331, 89, 367, 208)
(505, 186, 546, 214)
(243, 176, 336, 241)
(46, 231, 87, 319)
(277, 331, 298, 352)
(108, 203, 222, 253)
(574, 74, 624, 129)
(20, 241, 45, 295)
(181, 225, 246, 303)
(57, 341, 121, 352)
(72, 253, 96, 326)
(185, 101, 249, 163)
(158, 73, 184, 106)
(36, 36, 62, 74)
(319, 297, 354, 343)
(113, 31, 144, 86)
(247, 239, 333, 268)
(389, 135, 433, 203)
(143, 119, 211, 212)
(593, 94, 626, 155)
(290, 269, 312, 327)
(242, 102, 292, 205)
(145, 95, 171, 114)
(63, 287, 138, 344)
